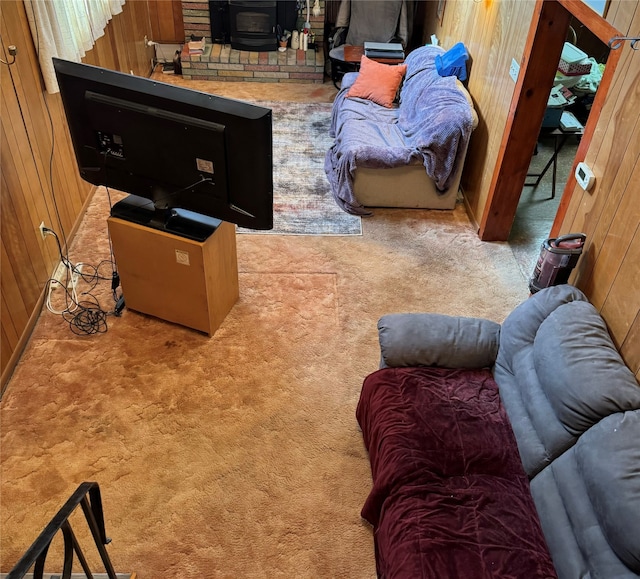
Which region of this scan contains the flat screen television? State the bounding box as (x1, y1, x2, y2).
(53, 58, 273, 240)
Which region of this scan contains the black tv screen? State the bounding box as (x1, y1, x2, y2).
(53, 58, 273, 239)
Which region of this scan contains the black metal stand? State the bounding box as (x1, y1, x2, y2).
(525, 128, 583, 199)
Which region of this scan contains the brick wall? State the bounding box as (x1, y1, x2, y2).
(181, 0, 326, 83)
(182, 0, 325, 45)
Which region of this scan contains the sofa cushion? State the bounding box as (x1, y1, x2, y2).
(496, 285, 587, 368)
(377, 313, 501, 369)
(578, 411, 640, 572)
(533, 301, 640, 435)
(374, 474, 558, 579)
(357, 367, 557, 578)
(494, 285, 640, 477)
(530, 410, 640, 578)
(346, 55, 407, 108)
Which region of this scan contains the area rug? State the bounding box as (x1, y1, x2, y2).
(237, 101, 362, 236)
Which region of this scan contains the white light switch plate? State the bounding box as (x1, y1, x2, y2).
(509, 58, 520, 82)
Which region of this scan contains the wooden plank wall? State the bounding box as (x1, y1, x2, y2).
(148, 0, 184, 43)
(1, 0, 154, 387)
(427, 0, 639, 377)
(560, 3, 640, 379)
(424, 0, 537, 227)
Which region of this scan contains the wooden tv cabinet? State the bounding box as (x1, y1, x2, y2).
(107, 217, 239, 336)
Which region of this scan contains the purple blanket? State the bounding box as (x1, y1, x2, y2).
(325, 46, 475, 215)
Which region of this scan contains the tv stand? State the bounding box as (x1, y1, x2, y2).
(107, 214, 239, 336)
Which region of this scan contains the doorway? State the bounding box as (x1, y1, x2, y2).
(478, 0, 623, 243)
(509, 17, 612, 279)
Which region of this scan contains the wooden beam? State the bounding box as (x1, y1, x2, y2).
(479, 0, 625, 242)
(479, 0, 571, 241)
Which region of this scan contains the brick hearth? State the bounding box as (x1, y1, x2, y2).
(181, 43, 325, 83)
(181, 0, 326, 83)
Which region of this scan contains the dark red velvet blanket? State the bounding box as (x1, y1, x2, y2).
(356, 367, 557, 579)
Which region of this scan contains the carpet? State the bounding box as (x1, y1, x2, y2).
(237, 101, 362, 236)
(0, 183, 530, 577)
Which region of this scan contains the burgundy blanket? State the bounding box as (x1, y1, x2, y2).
(356, 367, 557, 579)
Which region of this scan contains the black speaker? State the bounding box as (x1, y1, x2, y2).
(209, 1, 230, 44)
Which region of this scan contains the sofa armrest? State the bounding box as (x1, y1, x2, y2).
(377, 313, 501, 369)
(340, 71, 358, 91)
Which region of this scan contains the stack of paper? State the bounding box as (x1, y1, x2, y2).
(560, 111, 583, 132)
(364, 41, 404, 59)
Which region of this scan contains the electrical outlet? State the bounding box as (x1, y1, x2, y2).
(509, 58, 520, 83)
(39, 221, 47, 240)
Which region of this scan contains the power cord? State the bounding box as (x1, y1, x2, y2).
(21, 11, 123, 335)
(42, 227, 123, 334)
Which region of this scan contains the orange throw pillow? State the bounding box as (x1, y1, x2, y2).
(346, 55, 408, 108)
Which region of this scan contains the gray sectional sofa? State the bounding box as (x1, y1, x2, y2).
(357, 285, 640, 578)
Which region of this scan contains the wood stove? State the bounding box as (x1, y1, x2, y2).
(211, 1, 297, 52)
(228, 1, 277, 51)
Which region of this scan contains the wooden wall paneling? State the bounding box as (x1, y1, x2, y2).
(82, 26, 119, 71)
(565, 49, 639, 295)
(82, 10, 131, 72)
(0, 132, 50, 292)
(552, 2, 640, 376)
(1, 79, 57, 281)
(1, 2, 85, 384)
(0, 163, 40, 319)
(81, 1, 153, 76)
(148, 0, 160, 40)
(1, 291, 21, 367)
(550, 26, 623, 243)
(479, 1, 571, 240)
(607, 0, 638, 32)
(600, 220, 640, 358)
(619, 308, 640, 379)
(149, 0, 184, 43)
(553, 20, 634, 239)
(1, 240, 31, 344)
(554, 53, 623, 239)
(48, 92, 89, 219)
(4, 4, 88, 246)
(604, 0, 621, 22)
(432, 0, 536, 224)
(171, 0, 186, 42)
(434, 1, 474, 186)
(108, 9, 134, 74)
(125, 0, 156, 76)
(1, 0, 154, 385)
(458, 3, 499, 215)
(562, 11, 639, 275)
(582, 140, 640, 310)
(21, 5, 97, 241)
(468, 1, 534, 216)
